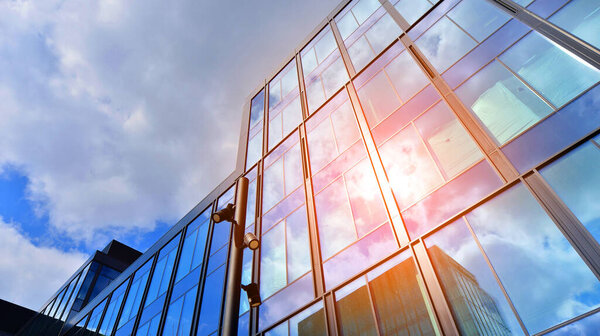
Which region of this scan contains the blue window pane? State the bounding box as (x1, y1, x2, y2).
(164, 295, 184, 335)
(501, 84, 600, 173)
(99, 279, 129, 336)
(415, 16, 477, 73)
(540, 140, 600, 242)
(145, 235, 180, 307)
(163, 285, 198, 336)
(394, 0, 435, 25)
(500, 32, 600, 108)
(549, 0, 600, 50)
(117, 259, 153, 330)
(455, 60, 553, 144)
(197, 265, 226, 336)
(425, 219, 524, 335)
(261, 223, 287, 299)
(86, 299, 107, 333)
(467, 184, 600, 333)
(546, 310, 600, 335)
(247, 90, 265, 169)
(447, 0, 510, 42)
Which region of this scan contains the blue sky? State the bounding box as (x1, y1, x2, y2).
(0, 0, 339, 310)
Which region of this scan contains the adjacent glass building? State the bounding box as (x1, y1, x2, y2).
(17, 0, 600, 335)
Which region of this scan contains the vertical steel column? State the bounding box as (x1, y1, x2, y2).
(222, 177, 249, 336)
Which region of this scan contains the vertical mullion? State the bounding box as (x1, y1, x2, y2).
(323, 293, 339, 336)
(296, 53, 310, 121)
(379, 0, 520, 181)
(110, 278, 133, 336)
(93, 292, 112, 336)
(402, 32, 519, 182)
(523, 172, 600, 279)
(345, 82, 409, 246)
(130, 254, 159, 336)
(191, 202, 218, 336)
(299, 124, 326, 297)
(250, 163, 262, 336)
(262, 83, 270, 157)
(486, 0, 600, 70)
(156, 227, 188, 336)
(412, 241, 461, 336)
(462, 216, 530, 335)
(330, 20, 356, 78)
(378, 0, 410, 31)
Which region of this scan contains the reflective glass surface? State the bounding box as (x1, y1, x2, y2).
(261, 130, 312, 311)
(176, 207, 211, 282)
(425, 220, 524, 335)
(268, 60, 302, 150)
(306, 89, 396, 289)
(163, 285, 197, 336)
(302, 26, 349, 114)
(540, 139, 600, 242)
(116, 258, 153, 333)
(336, 250, 438, 335)
(247, 90, 265, 169)
(393, 0, 436, 25)
(86, 299, 107, 333)
(98, 279, 129, 336)
(265, 301, 326, 336)
(499, 32, 600, 108)
(336, 0, 402, 72)
(456, 60, 552, 144)
(467, 184, 600, 333)
(414, 0, 509, 73)
(549, 0, 600, 50)
(145, 235, 180, 307)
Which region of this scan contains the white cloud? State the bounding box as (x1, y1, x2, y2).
(0, 0, 339, 246)
(0, 217, 87, 310)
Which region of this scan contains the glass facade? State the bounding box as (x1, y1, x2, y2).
(21, 1, 600, 336)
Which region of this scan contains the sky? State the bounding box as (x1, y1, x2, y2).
(0, 0, 339, 310)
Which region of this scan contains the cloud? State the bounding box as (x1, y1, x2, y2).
(0, 0, 339, 248)
(0, 217, 87, 310)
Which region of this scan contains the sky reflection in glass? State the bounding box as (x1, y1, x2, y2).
(467, 183, 600, 334)
(540, 139, 600, 243)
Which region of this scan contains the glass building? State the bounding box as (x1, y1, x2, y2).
(17, 0, 600, 335)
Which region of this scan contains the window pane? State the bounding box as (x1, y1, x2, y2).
(467, 184, 600, 333)
(265, 301, 326, 336)
(447, 0, 510, 42)
(87, 299, 107, 333)
(413, 102, 482, 178)
(247, 90, 265, 169)
(455, 60, 553, 144)
(425, 219, 524, 335)
(268, 59, 302, 150)
(379, 124, 444, 209)
(415, 16, 477, 73)
(394, 0, 434, 25)
(197, 265, 226, 336)
(116, 259, 153, 332)
(336, 0, 401, 72)
(540, 140, 600, 242)
(499, 32, 600, 108)
(302, 27, 349, 114)
(368, 252, 438, 335)
(99, 279, 129, 336)
(145, 234, 181, 307)
(176, 209, 210, 281)
(549, 0, 600, 50)
(163, 285, 197, 336)
(335, 278, 378, 335)
(261, 223, 287, 298)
